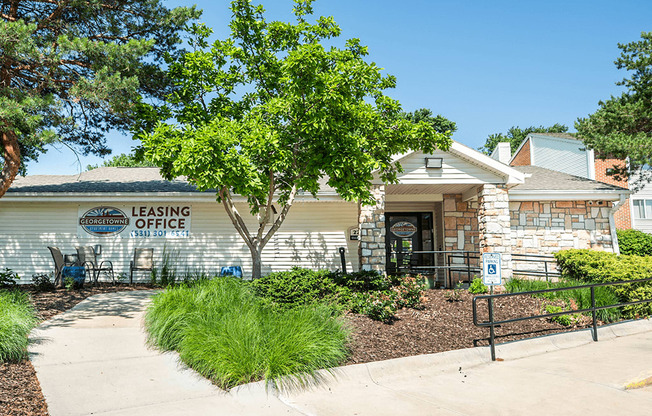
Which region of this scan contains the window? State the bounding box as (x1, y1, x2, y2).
(633, 199, 652, 219)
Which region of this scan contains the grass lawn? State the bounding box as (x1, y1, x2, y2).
(144, 277, 350, 389)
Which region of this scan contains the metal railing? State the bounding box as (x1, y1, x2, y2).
(396, 251, 559, 288)
(391, 250, 480, 288)
(472, 277, 652, 361)
(512, 253, 560, 281)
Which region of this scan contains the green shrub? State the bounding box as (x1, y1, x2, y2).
(617, 229, 652, 256)
(252, 268, 427, 323)
(390, 274, 427, 309)
(0, 269, 18, 288)
(0, 290, 39, 362)
(468, 278, 488, 294)
(331, 270, 392, 292)
(145, 277, 349, 389)
(555, 249, 652, 318)
(31, 274, 55, 292)
(351, 292, 397, 323)
(543, 304, 574, 327)
(251, 267, 351, 310)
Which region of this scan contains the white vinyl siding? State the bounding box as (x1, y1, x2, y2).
(632, 198, 652, 233)
(0, 200, 358, 283)
(632, 200, 652, 219)
(395, 151, 504, 184)
(531, 136, 590, 178)
(630, 173, 652, 233)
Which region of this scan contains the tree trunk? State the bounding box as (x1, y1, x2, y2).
(250, 247, 263, 280)
(0, 130, 21, 199)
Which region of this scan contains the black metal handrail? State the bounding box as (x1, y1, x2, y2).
(512, 253, 560, 281)
(472, 277, 652, 361)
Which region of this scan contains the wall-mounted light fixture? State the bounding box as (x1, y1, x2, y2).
(94, 244, 102, 256)
(425, 157, 443, 169)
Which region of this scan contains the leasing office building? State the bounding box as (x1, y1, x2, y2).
(0, 141, 628, 284)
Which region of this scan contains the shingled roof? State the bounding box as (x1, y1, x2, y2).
(7, 167, 199, 193)
(5, 165, 627, 196)
(7, 167, 336, 195)
(511, 165, 627, 192)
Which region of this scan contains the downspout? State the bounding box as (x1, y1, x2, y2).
(608, 194, 628, 255)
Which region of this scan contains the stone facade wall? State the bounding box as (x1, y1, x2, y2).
(510, 200, 614, 255)
(358, 185, 386, 272)
(478, 185, 512, 278)
(442, 194, 479, 255)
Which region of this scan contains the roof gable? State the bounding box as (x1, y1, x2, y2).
(388, 141, 525, 186)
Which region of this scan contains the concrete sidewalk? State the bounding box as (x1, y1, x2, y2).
(29, 290, 652, 416)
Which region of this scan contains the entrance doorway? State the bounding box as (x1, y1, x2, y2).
(386, 212, 434, 275)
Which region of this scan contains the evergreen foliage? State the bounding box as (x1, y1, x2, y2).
(576, 32, 652, 190)
(0, 0, 200, 196)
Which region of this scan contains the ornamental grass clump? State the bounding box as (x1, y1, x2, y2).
(0, 290, 39, 362)
(145, 277, 350, 390)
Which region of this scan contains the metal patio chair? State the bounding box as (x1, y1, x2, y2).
(130, 248, 154, 284)
(76, 245, 114, 284)
(47, 246, 65, 287)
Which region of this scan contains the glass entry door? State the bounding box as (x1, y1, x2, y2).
(386, 212, 434, 275)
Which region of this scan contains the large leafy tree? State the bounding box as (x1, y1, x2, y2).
(138, 0, 452, 279)
(479, 124, 569, 155)
(86, 152, 155, 171)
(0, 0, 200, 197)
(403, 108, 456, 136)
(576, 32, 652, 190)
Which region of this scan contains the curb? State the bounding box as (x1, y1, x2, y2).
(269, 317, 652, 395)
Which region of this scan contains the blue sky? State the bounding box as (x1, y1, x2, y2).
(26, 0, 652, 175)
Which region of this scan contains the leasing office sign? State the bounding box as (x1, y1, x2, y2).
(78, 205, 191, 238)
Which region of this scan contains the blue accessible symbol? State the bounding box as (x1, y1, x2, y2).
(488, 264, 496, 274)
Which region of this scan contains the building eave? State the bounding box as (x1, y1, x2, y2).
(509, 189, 630, 201)
(1, 191, 345, 203)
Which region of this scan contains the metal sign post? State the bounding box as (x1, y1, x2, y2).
(482, 252, 502, 361)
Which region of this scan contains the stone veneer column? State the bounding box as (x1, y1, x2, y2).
(359, 185, 386, 272)
(478, 184, 512, 279)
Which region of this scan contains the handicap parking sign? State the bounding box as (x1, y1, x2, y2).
(482, 253, 502, 285)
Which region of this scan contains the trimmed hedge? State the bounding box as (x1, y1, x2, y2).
(250, 267, 352, 310)
(554, 249, 652, 318)
(251, 267, 427, 323)
(617, 229, 652, 256)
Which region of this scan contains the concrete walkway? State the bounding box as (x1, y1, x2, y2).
(29, 291, 652, 416)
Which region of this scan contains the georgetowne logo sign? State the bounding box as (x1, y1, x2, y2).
(79, 207, 130, 237)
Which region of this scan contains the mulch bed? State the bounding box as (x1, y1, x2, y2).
(0, 284, 154, 416)
(2, 285, 593, 415)
(346, 289, 592, 364)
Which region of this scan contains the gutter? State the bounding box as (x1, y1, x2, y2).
(608, 194, 628, 255)
(509, 189, 629, 201)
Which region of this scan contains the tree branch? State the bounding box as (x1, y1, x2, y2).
(219, 187, 255, 251)
(255, 170, 275, 244)
(261, 184, 297, 248)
